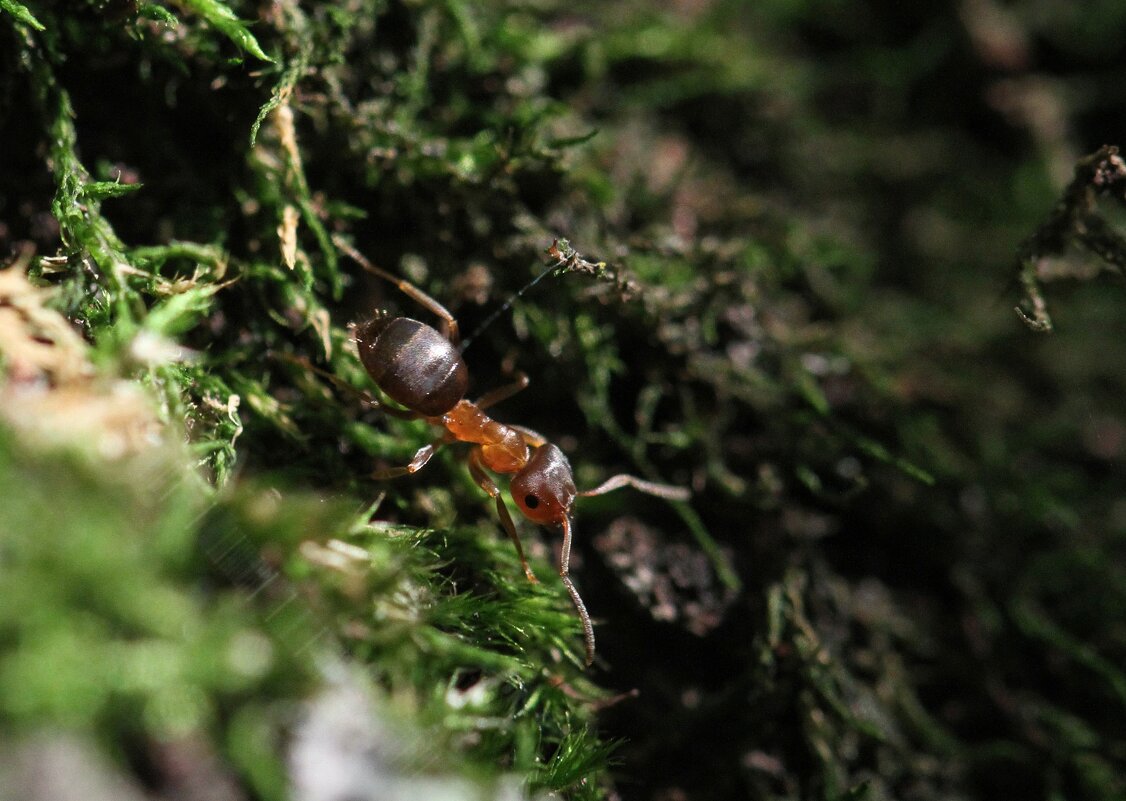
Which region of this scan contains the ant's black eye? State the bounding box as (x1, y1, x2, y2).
(524, 494, 540, 509)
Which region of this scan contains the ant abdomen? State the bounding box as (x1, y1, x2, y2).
(356, 316, 468, 416)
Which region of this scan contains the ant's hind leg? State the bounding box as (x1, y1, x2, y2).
(272, 351, 423, 421)
(468, 447, 539, 584)
(473, 372, 529, 411)
(359, 397, 422, 420)
(373, 439, 446, 479)
(334, 235, 460, 345)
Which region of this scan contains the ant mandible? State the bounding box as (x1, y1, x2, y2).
(336, 239, 688, 667)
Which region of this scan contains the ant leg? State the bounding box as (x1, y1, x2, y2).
(372, 439, 446, 479)
(467, 447, 539, 584)
(272, 351, 422, 420)
(579, 474, 691, 502)
(362, 398, 422, 420)
(473, 372, 529, 411)
(334, 235, 461, 345)
(559, 516, 595, 667)
(509, 424, 547, 448)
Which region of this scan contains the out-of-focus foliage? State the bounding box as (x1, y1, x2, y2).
(3, 0, 1126, 800)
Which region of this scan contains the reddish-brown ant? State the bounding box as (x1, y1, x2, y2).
(329, 238, 689, 666)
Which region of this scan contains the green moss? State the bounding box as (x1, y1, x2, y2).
(0, 0, 43, 31)
(5, 1, 1126, 800)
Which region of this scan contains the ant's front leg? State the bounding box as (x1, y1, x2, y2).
(467, 447, 539, 584)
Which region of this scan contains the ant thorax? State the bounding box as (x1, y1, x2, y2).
(442, 400, 529, 473)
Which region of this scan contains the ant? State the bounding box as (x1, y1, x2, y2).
(322, 238, 689, 667)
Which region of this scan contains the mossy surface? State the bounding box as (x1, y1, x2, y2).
(3, 2, 1126, 800)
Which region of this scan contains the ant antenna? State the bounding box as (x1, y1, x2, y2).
(458, 249, 566, 353)
(332, 235, 601, 353)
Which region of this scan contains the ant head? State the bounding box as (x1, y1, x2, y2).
(510, 444, 577, 526)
